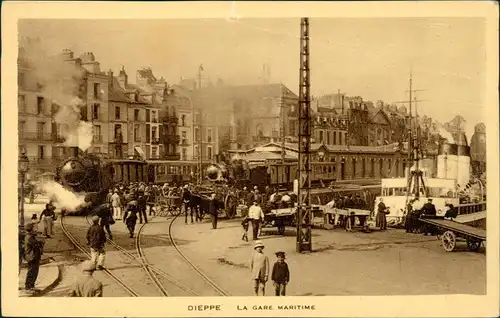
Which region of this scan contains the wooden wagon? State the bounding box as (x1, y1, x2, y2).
(419, 217, 486, 252)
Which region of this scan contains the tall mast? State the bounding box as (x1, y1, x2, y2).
(280, 85, 286, 163)
(296, 17, 312, 253)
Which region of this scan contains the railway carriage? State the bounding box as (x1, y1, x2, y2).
(146, 160, 197, 184)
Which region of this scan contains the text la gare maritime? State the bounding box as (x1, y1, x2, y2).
(238, 304, 316, 311)
(187, 304, 316, 311)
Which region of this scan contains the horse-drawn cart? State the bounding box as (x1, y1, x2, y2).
(419, 217, 486, 252)
(262, 207, 296, 235)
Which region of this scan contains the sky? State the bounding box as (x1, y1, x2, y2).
(18, 18, 486, 140)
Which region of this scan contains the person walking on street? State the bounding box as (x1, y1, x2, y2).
(271, 251, 290, 296)
(182, 185, 193, 224)
(241, 217, 249, 242)
(124, 201, 139, 238)
(106, 189, 113, 205)
(376, 198, 387, 231)
(94, 203, 113, 240)
(111, 189, 122, 220)
(250, 241, 269, 296)
(248, 200, 265, 240)
(39, 203, 56, 238)
(86, 215, 106, 270)
(209, 193, 218, 229)
(68, 261, 103, 297)
(137, 190, 148, 224)
(23, 223, 44, 293)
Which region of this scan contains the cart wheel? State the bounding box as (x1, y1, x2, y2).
(466, 238, 482, 252)
(441, 230, 456, 252)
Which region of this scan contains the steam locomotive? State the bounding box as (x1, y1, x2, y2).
(55, 147, 148, 215)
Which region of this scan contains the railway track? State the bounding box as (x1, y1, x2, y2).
(83, 216, 199, 296)
(59, 216, 140, 297)
(168, 213, 231, 296)
(62, 212, 229, 297)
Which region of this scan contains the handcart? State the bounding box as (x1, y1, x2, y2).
(262, 207, 296, 235)
(419, 217, 486, 252)
(155, 195, 182, 217)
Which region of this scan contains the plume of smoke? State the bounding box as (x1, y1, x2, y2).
(18, 36, 93, 151)
(437, 127, 453, 143)
(37, 181, 87, 212)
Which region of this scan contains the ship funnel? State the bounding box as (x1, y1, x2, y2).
(436, 133, 471, 189)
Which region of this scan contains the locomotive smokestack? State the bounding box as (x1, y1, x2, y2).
(71, 146, 79, 157)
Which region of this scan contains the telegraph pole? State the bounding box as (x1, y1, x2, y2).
(280, 85, 286, 163)
(197, 64, 204, 184)
(296, 17, 312, 253)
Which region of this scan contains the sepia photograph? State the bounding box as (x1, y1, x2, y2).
(2, 1, 499, 317)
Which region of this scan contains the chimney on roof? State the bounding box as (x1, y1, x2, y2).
(118, 66, 128, 89)
(108, 69, 114, 90)
(62, 49, 74, 60)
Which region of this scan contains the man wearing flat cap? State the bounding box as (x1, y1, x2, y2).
(250, 241, 269, 296)
(86, 215, 106, 270)
(23, 223, 44, 292)
(68, 261, 103, 297)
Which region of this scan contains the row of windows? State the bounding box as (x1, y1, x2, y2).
(317, 130, 347, 145)
(179, 146, 213, 161)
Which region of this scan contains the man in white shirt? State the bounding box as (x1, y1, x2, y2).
(111, 189, 122, 220)
(248, 200, 265, 240)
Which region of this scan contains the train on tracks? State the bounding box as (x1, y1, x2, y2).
(53, 147, 381, 215)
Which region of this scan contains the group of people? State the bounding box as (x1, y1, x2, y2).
(18, 202, 58, 294)
(403, 198, 457, 234)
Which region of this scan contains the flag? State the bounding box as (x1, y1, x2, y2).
(199, 64, 204, 71)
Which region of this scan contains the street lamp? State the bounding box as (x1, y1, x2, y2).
(18, 149, 29, 229)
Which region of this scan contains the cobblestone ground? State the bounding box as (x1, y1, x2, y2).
(21, 197, 486, 297)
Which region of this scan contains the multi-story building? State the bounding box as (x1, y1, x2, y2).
(79, 52, 111, 155)
(18, 44, 111, 175)
(18, 44, 55, 175)
(312, 107, 348, 146)
(135, 68, 179, 160)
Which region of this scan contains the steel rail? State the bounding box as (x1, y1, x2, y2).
(85, 215, 199, 296)
(168, 214, 231, 296)
(59, 216, 140, 297)
(135, 223, 171, 296)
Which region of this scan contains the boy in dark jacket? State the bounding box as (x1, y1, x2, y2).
(271, 251, 290, 296)
(86, 216, 106, 270)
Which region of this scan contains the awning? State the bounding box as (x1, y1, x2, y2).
(134, 147, 146, 160)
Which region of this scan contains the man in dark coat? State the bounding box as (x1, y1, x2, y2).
(421, 199, 438, 235)
(137, 190, 148, 223)
(209, 193, 218, 229)
(94, 203, 113, 240)
(86, 216, 106, 270)
(124, 201, 139, 238)
(182, 185, 193, 224)
(422, 199, 437, 217)
(23, 223, 44, 292)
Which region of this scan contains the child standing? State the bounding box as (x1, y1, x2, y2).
(271, 251, 290, 296)
(241, 218, 249, 242)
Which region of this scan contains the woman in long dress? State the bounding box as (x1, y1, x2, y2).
(376, 199, 387, 230)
